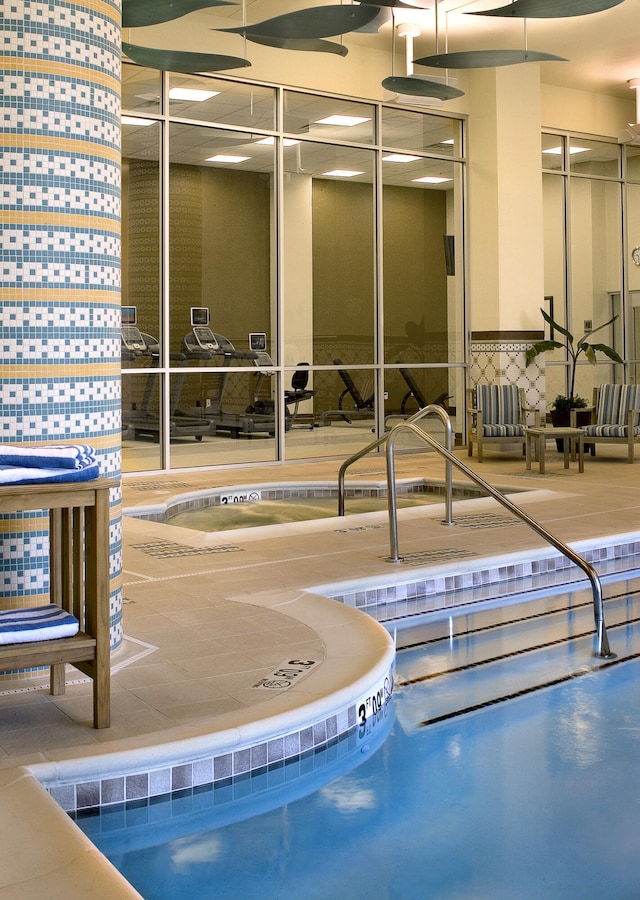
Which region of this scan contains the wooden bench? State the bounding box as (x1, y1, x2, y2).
(0, 479, 116, 728)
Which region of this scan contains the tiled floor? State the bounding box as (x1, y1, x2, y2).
(1, 440, 640, 899)
(1, 441, 639, 771)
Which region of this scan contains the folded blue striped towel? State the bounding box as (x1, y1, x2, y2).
(0, 444, 96, 470)
(0, 604, 80, 645)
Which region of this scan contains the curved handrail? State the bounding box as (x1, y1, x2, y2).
(337, 405, 454, 522)
(384, 416, 614, 660)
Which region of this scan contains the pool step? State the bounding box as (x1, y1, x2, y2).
(394, 579, 640, 731)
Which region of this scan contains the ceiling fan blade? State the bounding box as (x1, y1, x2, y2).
(414, 49, 568, 68)
(122, 0, 235, 28)
(382, 75, 464, 99)
(122, 43, 251, 73)
(467, 0, 624, 17)
(353, 7, 391, 32)
(219, 5, 381, 39)
(242, 34, 349, 55)
(358, 0, 429, 6)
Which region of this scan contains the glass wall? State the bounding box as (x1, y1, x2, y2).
(121, 65, 467, 472)
(626, 145, 640, 383)
(542, 131, 628, 406)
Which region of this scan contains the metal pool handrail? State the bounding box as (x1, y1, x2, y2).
(384, 414, 614, 660)
(337, 404, 454, 522)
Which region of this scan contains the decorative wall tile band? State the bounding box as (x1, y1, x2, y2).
(0, 0, 123, 650)
(50, 688, 397, 814)
(470, 338, 544, 411)
(330, 540, 640, 619)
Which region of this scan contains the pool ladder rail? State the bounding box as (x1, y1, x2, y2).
(338, 404, 615, 661)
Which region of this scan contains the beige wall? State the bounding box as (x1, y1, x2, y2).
(312, 179, 375, 362)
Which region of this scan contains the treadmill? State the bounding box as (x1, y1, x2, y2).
(180, 311, 277, 437)
(120, 306, 209, 442)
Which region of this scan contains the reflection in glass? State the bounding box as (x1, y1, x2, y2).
(122, 121, 161, 345)
(168, 75, 275, 129)
(283, 91, 375, 144)
(625, 145, 640, 183)
(541, 133, 566, 171)
(539, 175, 566, 348)
(121, 372, 162, 471)
(169, 371, 278, 469)
(168, 122, 274, 369)
(383, 158, 459, 365)
(122, 63, 161, 116)
(569, 138, 620, 178)
(626, 182, 640, 381)
(315, 364, 375, 427)
(120, 71, 468, 472)
(384, 367, 464, 446)
(381, 108, 461, 155)
(569, 178, 621, 398)
(281, 142, 376, 370)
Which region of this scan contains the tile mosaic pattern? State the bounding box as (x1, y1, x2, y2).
(0, 0, 123, 649)
(471, 339, 545, 411)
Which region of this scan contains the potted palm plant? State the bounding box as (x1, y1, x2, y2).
(526, 308, 623, 446)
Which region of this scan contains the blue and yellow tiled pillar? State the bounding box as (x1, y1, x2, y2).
(0, 0, 123, 650)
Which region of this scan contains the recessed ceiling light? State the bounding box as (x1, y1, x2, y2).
(542, 145, 589, 154)
(441, 139, 455, 145)
(169, 88, 219, 102)
(383, 153, 421, 163)
(322, 169, 364, 177)
(411, 176, 451, 183)
(315, 115, 371, 127)
(206, 154, 250, 163)
(256, 137, 300, 147)
(121, 116, 156, 127)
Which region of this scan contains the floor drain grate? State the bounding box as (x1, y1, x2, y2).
(131, 540, 242, 558)
(454, 513, 519, 528)
(127, 481, 193, 490)
(334, 523, 386, 534)
(508, 471, 567, 478)
(386, 548, 474, 565)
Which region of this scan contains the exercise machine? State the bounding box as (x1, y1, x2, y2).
(321, 359, 375, 426)
(181, 311, 276, 437)
(120, 306, 209, 441)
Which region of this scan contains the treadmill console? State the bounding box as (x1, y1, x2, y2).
(121, 325, 147, 352)
(121, 307, 147, 353)
(253, 351, 274, 367)
(193, 325, 219, 352)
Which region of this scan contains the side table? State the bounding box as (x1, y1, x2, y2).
(525, 426, 585, 474)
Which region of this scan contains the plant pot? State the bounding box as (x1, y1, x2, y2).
(549, 409, 592, 451)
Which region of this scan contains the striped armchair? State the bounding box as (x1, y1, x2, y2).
(573, 384, 640, 463)
(467, 384, 540, 462)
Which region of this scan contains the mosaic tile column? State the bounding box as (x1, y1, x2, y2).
(0, 0, 123, 652)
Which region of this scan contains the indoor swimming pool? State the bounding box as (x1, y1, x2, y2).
(77, 573, 640, 899)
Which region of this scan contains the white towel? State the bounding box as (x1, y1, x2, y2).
(0, 604, 80, 645)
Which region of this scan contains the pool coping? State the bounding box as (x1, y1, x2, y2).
(24, 589, 395, 813)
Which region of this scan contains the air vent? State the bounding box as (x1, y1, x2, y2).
(127, 481, 193, 490)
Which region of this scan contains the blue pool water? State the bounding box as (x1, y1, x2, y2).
(80, 637, 640, 898)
